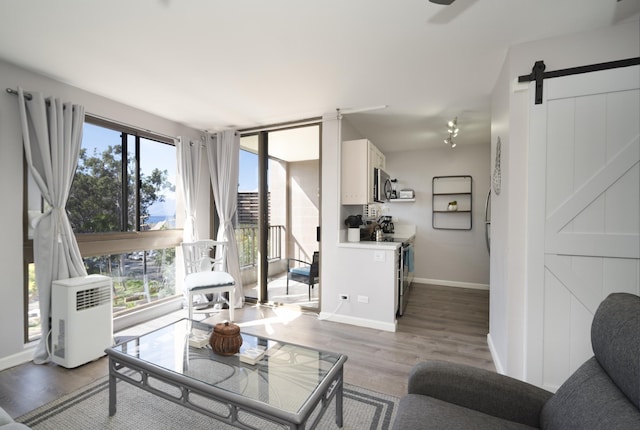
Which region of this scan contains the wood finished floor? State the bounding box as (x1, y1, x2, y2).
(0, 283, 493, 418)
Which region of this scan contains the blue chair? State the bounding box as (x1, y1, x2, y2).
(286, 251, 319, 300)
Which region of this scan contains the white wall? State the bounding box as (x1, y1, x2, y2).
(0, 59, 202, 367)
(489, 17, 640, 382)
(384, 143, 491, 287)
(487, 49, 514, 376)
(289, 160, 320, 260)
(320, 112, 343, 317)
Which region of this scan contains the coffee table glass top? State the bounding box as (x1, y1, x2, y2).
(111, 318, 345, 414)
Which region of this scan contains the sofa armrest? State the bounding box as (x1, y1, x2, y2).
(0, 407, 30, 429)
(408, 361, 553, 428)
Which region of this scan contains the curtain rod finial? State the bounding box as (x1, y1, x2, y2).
(6, 87, 33, 100)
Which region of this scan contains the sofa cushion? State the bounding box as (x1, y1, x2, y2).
(590, 292, 640, 410)
(540, 356, 640, 429)
(393, 394, 536, 430)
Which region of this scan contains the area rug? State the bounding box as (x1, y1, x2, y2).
(17, 376, 398, 429)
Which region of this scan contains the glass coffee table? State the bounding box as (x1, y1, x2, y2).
(105, 318, 347, 429)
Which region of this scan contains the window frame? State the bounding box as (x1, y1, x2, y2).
(23, 115, 184, 343)
(73, 115, 183, 256)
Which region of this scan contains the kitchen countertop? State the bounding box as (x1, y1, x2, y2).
(338, 239, 402, 250)
(338, 234, 415, 250)
(338, 223, 416, 249)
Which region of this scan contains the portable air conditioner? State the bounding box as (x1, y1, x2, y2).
(51, 274, 113, 368)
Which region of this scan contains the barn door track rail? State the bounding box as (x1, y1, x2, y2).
(518, 57, 640, 104)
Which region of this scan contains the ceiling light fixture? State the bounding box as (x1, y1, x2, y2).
(444, 117, 459, 149)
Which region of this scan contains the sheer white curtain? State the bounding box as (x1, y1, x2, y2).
(206, 130, 243, 308)
(176, 136, 202, 242)
(17, 87, 87, 364)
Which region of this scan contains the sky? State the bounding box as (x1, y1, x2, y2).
(82, 124, 260, 219)
(239, 149, 258, 192)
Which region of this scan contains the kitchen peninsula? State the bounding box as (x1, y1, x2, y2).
(323, 224, 415, 332)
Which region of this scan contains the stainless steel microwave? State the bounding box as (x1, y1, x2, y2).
(373, 167, 391, 202)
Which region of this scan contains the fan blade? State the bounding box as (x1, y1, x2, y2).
(428, 0, 478, 24)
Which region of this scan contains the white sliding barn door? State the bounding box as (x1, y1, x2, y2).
(527, 65, 640, 391)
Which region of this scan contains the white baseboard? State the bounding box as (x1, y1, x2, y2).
(487, 332, 505, 375)
(318, 312, 397, 332)
(0, 344, 36, 372)
(413, 278, 489, 290)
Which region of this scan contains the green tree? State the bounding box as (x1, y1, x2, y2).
(67, 144, 174, 233)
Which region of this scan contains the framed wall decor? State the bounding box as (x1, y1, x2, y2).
(492, 137, 501, 195)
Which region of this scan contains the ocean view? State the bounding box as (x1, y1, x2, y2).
(146, 215, 176, 229)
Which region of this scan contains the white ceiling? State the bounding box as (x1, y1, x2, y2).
(1, 0, 638, 154)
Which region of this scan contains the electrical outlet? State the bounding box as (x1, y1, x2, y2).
(374, 251, 385, 262)
(357, 295, 369, 303)
(339, 294, 349, 301)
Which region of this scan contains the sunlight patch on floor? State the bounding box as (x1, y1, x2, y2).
(242, 274, 319, 309)
(235, 304, 303, 335)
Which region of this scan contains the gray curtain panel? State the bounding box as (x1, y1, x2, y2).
(17, 87, 87, 364)
(206, 130, 244, 308)
(176, 136, 202, 242)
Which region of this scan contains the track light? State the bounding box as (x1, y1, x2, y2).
(447, 117, 459, 134)
(444, 117, 459, 149)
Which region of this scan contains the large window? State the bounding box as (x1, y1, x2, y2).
(25, 117, 182, 342)
(68, 121, 176, 233)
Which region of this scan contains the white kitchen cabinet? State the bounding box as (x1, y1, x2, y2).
(341, 139, 386, 204)
(369, 143, 385, 170)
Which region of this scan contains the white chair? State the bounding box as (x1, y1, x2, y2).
(181, 240, 236, 322)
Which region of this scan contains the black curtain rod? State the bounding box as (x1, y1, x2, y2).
(9, 86, 321, 138)
(8, 88, 177, 141)
(6, 87, 33, 100)
(518, 57, 640, 104)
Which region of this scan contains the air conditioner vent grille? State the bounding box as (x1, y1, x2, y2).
(76, 285, 111, 311)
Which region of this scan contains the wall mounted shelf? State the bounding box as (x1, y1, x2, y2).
(432, 175, 472, 230)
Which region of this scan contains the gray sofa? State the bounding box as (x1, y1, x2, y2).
(393, 292, 640, 429)
(0, 407, 29, 430)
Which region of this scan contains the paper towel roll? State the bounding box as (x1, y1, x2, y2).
(347, 228, 360, 242)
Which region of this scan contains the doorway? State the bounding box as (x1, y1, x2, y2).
(238, 123, 321, 310)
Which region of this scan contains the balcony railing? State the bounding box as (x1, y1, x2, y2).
(235, 225, 284, 267)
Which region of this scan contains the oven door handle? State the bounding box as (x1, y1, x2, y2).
(402, 243, 413, 273)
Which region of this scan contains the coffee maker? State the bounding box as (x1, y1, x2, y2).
(378, 216, 394, 234)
